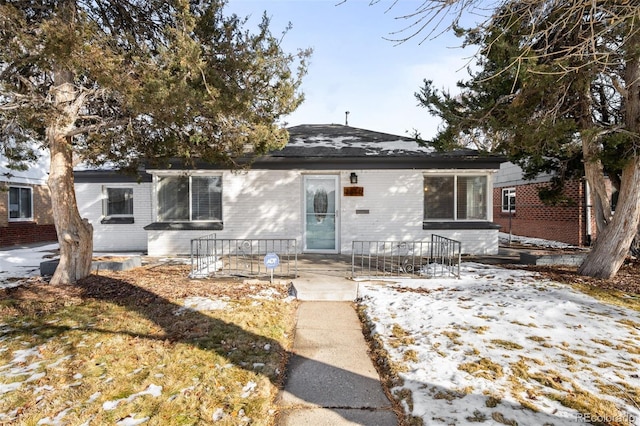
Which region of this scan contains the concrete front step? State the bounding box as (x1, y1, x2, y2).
(290, 272, 359, 301)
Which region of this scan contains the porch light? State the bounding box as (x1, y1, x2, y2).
(350, 172, 358, 184)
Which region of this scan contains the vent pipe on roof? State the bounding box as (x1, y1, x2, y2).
(345, 111, 350, 126)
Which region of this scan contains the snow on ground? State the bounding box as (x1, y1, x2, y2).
(499, 232, 578, 249)
(0, 243, 59, 288)
(359, 263, 640, 425)
(0, 244, 149, 288)
(4, 237, 639, 424)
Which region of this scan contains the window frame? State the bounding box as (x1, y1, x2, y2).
(154, 173, 223, 223)
(103, 186, 134, 218)
(423, 173, 490, 222)
(501, 187, 516, 213)
(8, 185, 33, 222)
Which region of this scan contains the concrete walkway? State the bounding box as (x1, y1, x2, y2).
(289, 255, 358, 301)
(277, 256, 398, 425)
(277, 302, 398, 425)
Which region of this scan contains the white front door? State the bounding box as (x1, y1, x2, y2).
(303, 175, 339, 252)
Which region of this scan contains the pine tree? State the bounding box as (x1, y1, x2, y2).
(410, 0, 640, 279)
(0, 0, 310, 284)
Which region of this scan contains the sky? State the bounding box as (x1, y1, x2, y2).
(226, 0, 482, 139)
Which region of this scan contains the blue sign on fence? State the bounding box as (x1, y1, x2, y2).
(264, 253, 280, 269)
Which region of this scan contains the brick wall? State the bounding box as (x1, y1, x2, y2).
(0, 182, 57, 247)
(0, 222, 57, 246)
(493, 179, 589, 246)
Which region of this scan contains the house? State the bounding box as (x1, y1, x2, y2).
(0, 152, 57, 247)
(493, 162, 601, 246)
(74, 124, 505, 256)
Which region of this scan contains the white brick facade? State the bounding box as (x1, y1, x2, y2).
(77, 168, 498, 256)
(75, 181, 152, 252)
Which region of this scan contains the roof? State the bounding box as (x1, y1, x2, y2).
(278, 124, 433, 157)
(74, 124, 506, 182)
(252, 124, 502, 169)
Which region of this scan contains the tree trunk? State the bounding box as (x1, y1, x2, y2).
(578, 157, 640, 278)
(47, 65, 93, 285)
(578, 34, 640, 279)
(581, 138, 612, 233)
(48, 133, 93, 285)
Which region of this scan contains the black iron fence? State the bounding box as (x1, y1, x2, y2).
(190, 236, 297, 278)
(351, 234, 461, 279)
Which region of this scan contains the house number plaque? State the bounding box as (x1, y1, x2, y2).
(343, 187, 364, 196)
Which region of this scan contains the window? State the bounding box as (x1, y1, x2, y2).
(157, 175, 222, 222)
(423, 175, 488, 221)
(104, 187, 133, 216)
(502, 188, 516, 213)
(8, 186, 33, 221)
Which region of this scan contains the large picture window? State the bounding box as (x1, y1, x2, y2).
(424, 175, 488, 221)
(8, 186, 33, 221)
(157, 175, 222, 222)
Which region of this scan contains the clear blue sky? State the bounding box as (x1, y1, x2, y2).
(227, 0, 479, 139)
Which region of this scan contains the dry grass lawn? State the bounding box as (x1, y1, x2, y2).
(0, 264, 297, 425)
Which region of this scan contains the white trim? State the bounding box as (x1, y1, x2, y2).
(102, 186, 134, 218)
(146, 169, 224, 177)
(152, 174, 223, 223)
(302, 174, 340, 253)
(7, 185, 34, 222)
(423, 169, 497, 175)
(501, 187, 516, 213)
(423, 173, 490, 221)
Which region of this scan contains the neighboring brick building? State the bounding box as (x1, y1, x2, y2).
(1, 156, 57, 247)
(493, 162, 595, 246)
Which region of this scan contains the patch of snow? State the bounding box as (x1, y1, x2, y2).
(240, 381, 257, 398)
(34, 384, 54, 394)
(0, 382, 23, 395)
(359, 263, 640, 425)
(47, 354, 73, 368)
(0, 347, 44, 396)
(36, 408, 71, 425)
(174, 297, 229, 315)
(189, 258, 223, 278)
(102, 384, 162, 411)
(249, 288, 281, 300)
(158, 257, 190, 265)
(288, 135, 433, 154)
(212, 408, 226, 422)
(499, 232, 577, 249)
(26, 372, 46, 382)
(0, 243, 59, 286)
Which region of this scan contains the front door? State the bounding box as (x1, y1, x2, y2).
(304, 175, 339, 252)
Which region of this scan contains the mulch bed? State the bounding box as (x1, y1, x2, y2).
(0, 264, 290, 313)
(515, 258, 640, 295)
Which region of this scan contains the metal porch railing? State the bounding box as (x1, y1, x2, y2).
(351, 234, 461, 279)
(190, 237, 297, 278)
